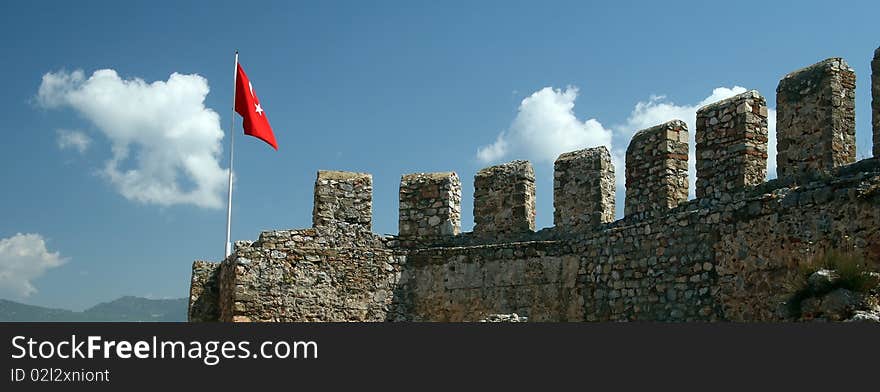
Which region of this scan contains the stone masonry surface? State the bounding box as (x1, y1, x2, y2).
(312, 170, 373, 231)
(873, 47, 879, 158)
(399, 172, 461, 245)
(696, 90, 768, 199)
(217, 226, 405, 322)
(188, 260, 220, 322)
(473, 160, 536, 235)
(624, 120, 689, 219)
(553, 146, 615, 231)
(776, 58, 856, 179)
(190, 50, 880, 322)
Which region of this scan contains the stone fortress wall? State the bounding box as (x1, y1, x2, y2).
(188, 49, 880, 322)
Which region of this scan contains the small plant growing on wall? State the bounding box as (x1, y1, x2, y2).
(783, 250, 880, 319)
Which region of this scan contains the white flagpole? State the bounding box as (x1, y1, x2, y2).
(225, 50, 239, 259)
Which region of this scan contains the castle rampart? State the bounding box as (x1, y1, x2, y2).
(189, 48, 880, 323)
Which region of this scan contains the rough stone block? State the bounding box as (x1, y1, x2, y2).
(188, 260, 220, 322)
(473, 160, 536, 235)
(399, 172, 462, 238)
(625, 120, 689, 218)
(553, 146, 615, 230)
(776, 57, 856, 179)
(873, 47, 879, 158)
(312, 170, 372, 231)
(696, 90, 768, 199)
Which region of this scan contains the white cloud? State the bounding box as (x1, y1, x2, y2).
(0, 233, 66, 298)
(476, 86, 613, 164)
(617, 86, 778, 198)
(56, 129, 91, 153)
(476, 133, 509, 163)
(37, 69, 227, 209)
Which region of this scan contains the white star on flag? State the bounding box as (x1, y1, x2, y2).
(233, 59, 277, 150)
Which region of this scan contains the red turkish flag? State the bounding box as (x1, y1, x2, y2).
(234, 63, 278, 150)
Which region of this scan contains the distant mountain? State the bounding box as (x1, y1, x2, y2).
(82, 296, 188, 321)
(0, 299, 79, 321)
(0, 296, 188, 322)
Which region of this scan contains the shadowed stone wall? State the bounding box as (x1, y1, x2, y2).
(398, 242, 582, 321)
(188, 260, 220, 322)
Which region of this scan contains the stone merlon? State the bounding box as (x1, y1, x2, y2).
(399, 172, 462, 242)
(696, 90, 768, 199)
(553, 146, 615, 231)
(625, 120, 689, 218)
(473, 160, 536, 235)
(776, 57, 856, 179)
(312, 170, 373, 231)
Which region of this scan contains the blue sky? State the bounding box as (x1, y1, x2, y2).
(0, 0, 877, 310)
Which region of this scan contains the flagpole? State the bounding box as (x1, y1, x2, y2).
(225, 50, 239, 259)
